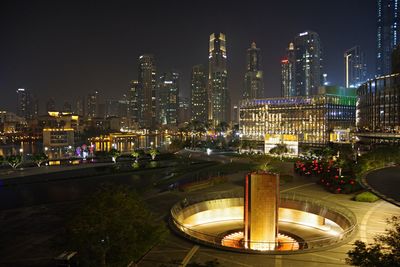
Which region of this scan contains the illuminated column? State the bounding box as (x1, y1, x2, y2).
(244, 171, 279, 250)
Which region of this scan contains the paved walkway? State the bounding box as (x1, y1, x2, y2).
(0, 162, 113, 180)
(139, 172, 400, 267)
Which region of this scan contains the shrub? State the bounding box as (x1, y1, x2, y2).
(354, 191, 380, 202)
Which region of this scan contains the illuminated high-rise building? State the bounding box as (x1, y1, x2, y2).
(293, 31, 323, 96)
(344, 46, 367, 88)
(158, 72, 179, 127)
(377, 0, 400, 76)
(191, 64, 207, 122)
(87, 91, 98, 118)
(281, 43, 296, 97)
(16, 88, 37, 119)
(127, 80, 140, 123)
(244, 42, 264, 99)
(138, 54, 157, 129)
(208, 32, 229, 125)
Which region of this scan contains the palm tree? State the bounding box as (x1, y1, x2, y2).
(32, 153, 48, 167)
(5, 155, 22, 169)
(131, 151, 140, 163)
(149, 148, 159, 160)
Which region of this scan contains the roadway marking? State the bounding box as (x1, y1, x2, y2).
(180, 245, 199, 267)
(281, 182, 315, 193)
(360, 201, 386, 243)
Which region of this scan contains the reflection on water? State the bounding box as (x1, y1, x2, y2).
(0, 167, 167, 210)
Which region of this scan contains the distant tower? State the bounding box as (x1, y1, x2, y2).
(377, 0, 400, 76)
(209, 33, 229, 125)
(158, 72, 179, 126)
(244, 42, 264, 99)
(127, 80, 140, 124)
(293, 31, 323, 96)
(63, 101, 72, 113)
(138, 54, 157, 129)
(87, 91, 98, 118)
(191, 64, 208, 122)
(16, 88, 36, 119)
(244, 172, 279, 250)
(344, 46, 367, 88)
(46, 98, 56, 112)
(281, 42, 296, 97)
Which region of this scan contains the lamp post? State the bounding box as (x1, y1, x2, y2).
(19, 148, 24, 162)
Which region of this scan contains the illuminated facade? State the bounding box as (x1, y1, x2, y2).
(239, 86, 356, 148)
(138, 54, 157, 129)
(344, 46, 367, 88)
(191, 64, 208, 122)
(357, 73, 400, 143)
(244, 172, 279, 250)
(281, 43, 296, 97)
(209, 33, 229, 125)
(377, 0, 400, 76)
(244, 42, 264, 99)
(158, 72, 179, 127)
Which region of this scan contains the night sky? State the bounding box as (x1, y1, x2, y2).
(0, 0, 376, 113)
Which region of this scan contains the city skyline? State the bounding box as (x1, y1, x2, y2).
(1, 1, 375, 112)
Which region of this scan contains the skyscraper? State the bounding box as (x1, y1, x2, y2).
(46, 98, 56, 112)
(208, 33, 229, 125)
(344, 46, 367, 88)
(244, 42, 264, 99)
(127, 80, 140, 124)
(377, 0, 400, 76)
(158, 72, 179, 127)
(138, 54, 157, 129)
(16, 88, 37, 119)
(281, 43, 296, 97)
(293, 31, 323, 96)
(87, 91, 98, 118)
(191, 64, 207, 122)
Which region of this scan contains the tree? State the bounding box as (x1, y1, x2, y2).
(269, 143, 289, 157)
(131, 151, 140, 163)
(67, 185, 166, 267)
(149, 148, 159, 160)
(346, 216, 400, 267)
(108, 148, 120, 163)
(32, 153, 48, 167)
(5, 155, 22, 169)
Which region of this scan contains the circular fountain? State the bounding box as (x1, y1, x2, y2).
(170, 172, 357, 253)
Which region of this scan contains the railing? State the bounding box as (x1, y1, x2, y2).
(170, 191, 357, 253)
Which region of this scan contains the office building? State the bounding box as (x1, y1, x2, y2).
(158, 72, 179, 127)
(377, 0, 400, 76)
(209, 33, 229, 125)
(46, 98, 56, 112)
(344, 46, 367, 88)
(87, 91, 99, 118)
(191, 64, 208, 122)
(127, 80, 140, 123)
(244, 42, 264, 99)
(357, 73, 400, 144)
(16, 88, 37, 120)
(281, 43, 296, 97)
(138, 54, 157, 129)
(282, 31, 323, 97)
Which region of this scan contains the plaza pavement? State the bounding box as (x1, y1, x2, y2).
(139, 166, 400, 267)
